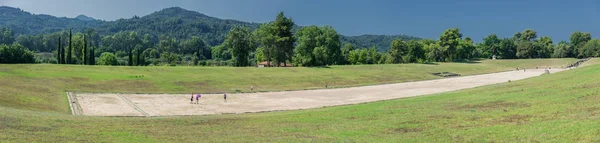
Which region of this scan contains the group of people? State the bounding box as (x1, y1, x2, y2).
(190, 93, 227, 104)
(190, 86, 258, 104)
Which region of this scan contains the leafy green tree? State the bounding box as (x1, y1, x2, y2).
(347, 49, 360, 64)
(158, 36, 178, 54)
(134, 44, 143, 66)
(254, 47, 265, 64)
(498, 38, 517, 59)
(148, 48, 160, 59)
(253, 23, 277, 66)
(321, 26, 342, 65)
(67, 29, 72, 64)
(312, 46, 327, 66)
(521, 29, 537, 42)
(368, 46, 381, 64)
(128, 46, 133, 66)
(456, 38, 476, 60)
(83, 35, 88, 65)
(482, 34, 501, 58)
(126, 32, 140, 66)
(182, 36, 208, 59)
(293, 26, 321, 66)
(388, 39, 408, 63)
(273, 12, 295, 66)
(0, 27, 15, 45)
(439, 28, 462, 61)
(0, 44, 35, 63)
(358, 48, 369, 64)
(378, 53, 390, 64)
(580, 39, 600, 58)
(341, 43, 355, 64)
(513, 32, 522, 41)
(552, 42, 572, 58)
(418, 39, 436, 47)
(570, 31, 591, 58)
(97, 52, 118, 66)
(537, 36, 553, 46)
(292, 25, 341, 66)
(426, 43, 445, 62)
(70, 33, 85, 64)
(85, 28, 100, 48)
(224, 27, 254, 67)
(535, 36, 553, 58)
(516, 41, 534, 58)
(57, 37, 63, 64)
(89, 46, 95, 65)
(211, 44, 230, 61)
(192, 53, 199, 66)
(160, 52, 181, 65)
(405, 40, 425, 63)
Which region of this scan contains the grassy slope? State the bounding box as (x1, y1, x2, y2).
(0, 59, 576, 113)
(582, 58, 599, 67)
(0, 59, 599, 142)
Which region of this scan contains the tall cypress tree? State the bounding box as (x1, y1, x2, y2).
(67, 29, 72, 64)
(57, 37, 61, 64)
(136, 48, 141, 66)
(83, 35, 88, 65)
(89, 46, 95, 65)
(128, 47, 133, 66)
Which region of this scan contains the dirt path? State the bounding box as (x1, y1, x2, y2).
(74, 69, 562, 116)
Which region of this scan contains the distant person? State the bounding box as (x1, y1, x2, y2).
(250, 86, 253, 91)
(195, 94, 201, 104)
(224, 93, 227, 102)
(190, 93, 194, 104)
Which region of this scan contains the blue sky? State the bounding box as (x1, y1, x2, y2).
(2, 0, 600, 42)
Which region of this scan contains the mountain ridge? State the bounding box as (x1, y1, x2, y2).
(0, 6, 419, 50)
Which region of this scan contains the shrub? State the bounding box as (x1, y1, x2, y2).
(97, 52, 118, 66)
(0, 44, 35, 63)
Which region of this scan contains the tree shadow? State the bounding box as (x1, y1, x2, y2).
(421, 62, 439, 65)
(452, 59, 483, 64)
(309, 66, 331, 68)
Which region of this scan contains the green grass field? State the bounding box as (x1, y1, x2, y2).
(3, 58, 598, 142)
(0, 58, 576, 113)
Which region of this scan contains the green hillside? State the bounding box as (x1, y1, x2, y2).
(0, 6, 417, 49)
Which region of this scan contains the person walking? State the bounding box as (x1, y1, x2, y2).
(195, 94, 201, 104)
(190, 93, 194, 104)
(224, 93, 227, 102)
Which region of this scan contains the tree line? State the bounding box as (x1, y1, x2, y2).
(1, 13, 600, 65)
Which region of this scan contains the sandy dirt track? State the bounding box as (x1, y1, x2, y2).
(73, 69, 562, 117)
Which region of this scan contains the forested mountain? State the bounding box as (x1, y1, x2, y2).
(75, 15, 97, 21)
(0, 6, 104, 35)
(0, 6, 416, 49)
(97, 7, 261, 46)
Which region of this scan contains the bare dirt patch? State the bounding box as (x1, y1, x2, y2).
(71, 69, 562, 116)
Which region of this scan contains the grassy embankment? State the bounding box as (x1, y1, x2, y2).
(3, 58, 598, 142)
(0, 58, 576, 113)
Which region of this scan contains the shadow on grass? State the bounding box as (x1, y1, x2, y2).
(452, 59, 484, 64)
(421, 62, 439, 65)
(308, 66, 331, 68)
